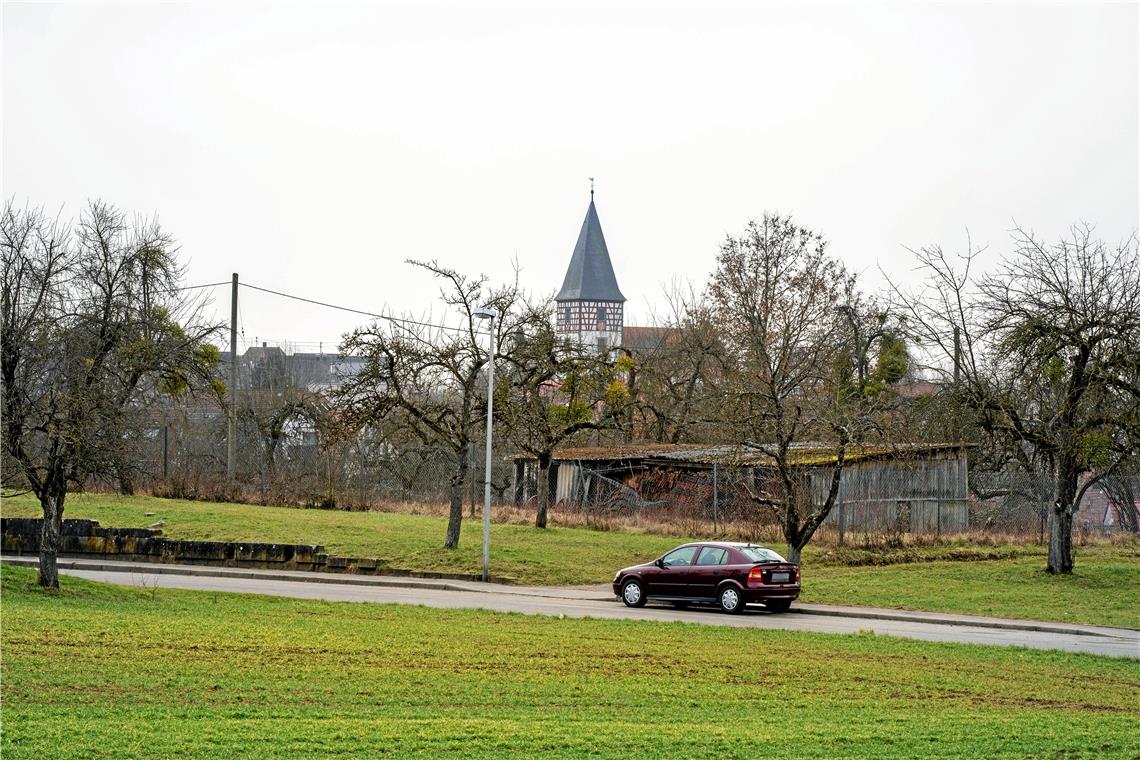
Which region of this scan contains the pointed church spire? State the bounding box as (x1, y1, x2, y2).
(555, 193, 625, 302)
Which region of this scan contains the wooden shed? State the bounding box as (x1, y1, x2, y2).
(512, 442, 971, 535)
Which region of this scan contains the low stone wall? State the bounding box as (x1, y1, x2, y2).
(0, 517, 481, 579)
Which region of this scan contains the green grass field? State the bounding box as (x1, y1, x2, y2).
(1, 565, 1137, 759)
(3, 493, 1138, 627)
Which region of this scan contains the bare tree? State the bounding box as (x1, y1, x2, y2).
(708, 214, 903, 563)
(334, 261, 524, 549)
(629, 285, 731, 444)
(1, 201, 222, 588)
(499, 300, 626, 528)
(895, 225, 1140, 573)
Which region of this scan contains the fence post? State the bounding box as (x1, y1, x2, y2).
(712, 463, 719, 534)
(162, 424, 169, 480)
(936, 499, 941, 539)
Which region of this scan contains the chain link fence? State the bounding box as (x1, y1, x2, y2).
(124, 406, 1137, 540)
(532, 459, 1139, 541)
(133, 415, 515, 511)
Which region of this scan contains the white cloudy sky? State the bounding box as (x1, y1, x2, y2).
(4, 1, 1137, 353)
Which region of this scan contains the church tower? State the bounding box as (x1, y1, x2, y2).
(555, 191, 625, 351)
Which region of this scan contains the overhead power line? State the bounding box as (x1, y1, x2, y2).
(240, 281, 468, 334)
(56, 279, 231, 304)
(170, 280, 233, 292)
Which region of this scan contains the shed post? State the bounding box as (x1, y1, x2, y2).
(512, 459, 524, 506)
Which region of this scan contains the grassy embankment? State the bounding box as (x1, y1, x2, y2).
(3, 493, 1138, 627)
(2, 565, 1137, 759)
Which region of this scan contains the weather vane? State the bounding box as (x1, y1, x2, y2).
(589, 177, 595, 199)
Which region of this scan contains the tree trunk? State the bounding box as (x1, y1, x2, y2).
(1047, 462, 1077, 574)
(785, 543, 801, 564)
(444, 450, 468, 549)
(37, 493, 63, 589)
(116, 466, 135, 496)
(1046, 505, 1074, 574)
(535, 454, 551, 529)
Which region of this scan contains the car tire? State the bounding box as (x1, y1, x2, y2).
(765, 599, 792, 614)
(717, 585, 744, 614)
(621, 579, 647, 608)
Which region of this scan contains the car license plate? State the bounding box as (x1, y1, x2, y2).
(771, 572, 790, 583)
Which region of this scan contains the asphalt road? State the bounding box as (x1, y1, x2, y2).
(41, 562, 1140, 659)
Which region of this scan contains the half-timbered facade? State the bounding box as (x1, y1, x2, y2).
(555, 195, 625, 350)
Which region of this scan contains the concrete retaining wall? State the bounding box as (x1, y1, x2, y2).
(0, 517, 440, 577)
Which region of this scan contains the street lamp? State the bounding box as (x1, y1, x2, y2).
(472, 306, 497, 582)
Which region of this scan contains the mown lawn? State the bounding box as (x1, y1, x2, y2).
(1, 565, 1137, 759)
(3, 493, 1138, 627)
(802, 556, 1140, 628)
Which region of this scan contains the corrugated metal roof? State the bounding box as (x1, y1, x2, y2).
(528, 442, 971, 467)
(555, 199, 625, 302)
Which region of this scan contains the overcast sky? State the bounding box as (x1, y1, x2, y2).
(4, 1, 1137, 353)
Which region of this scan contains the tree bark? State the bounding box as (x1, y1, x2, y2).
(1047, 505, 1074, 574)
(1047, 461, 1078, 574)
(535, 453, 551, 528)
(37, 492, 63, 589)
(784, 543, 801, 564)
(444, 449, 468, 549)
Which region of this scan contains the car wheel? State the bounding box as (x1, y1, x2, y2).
(765, 599, 792, 614)
(717, 585, 743, 614)
(621, 579, 646, 608)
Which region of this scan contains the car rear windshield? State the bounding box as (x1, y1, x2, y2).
(739, 546, 787, 563)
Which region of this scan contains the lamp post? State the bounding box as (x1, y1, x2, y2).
(473, 307, 497, 582)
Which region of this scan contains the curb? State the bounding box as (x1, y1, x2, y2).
(786, 605, 1125, 639)
(3, 555, 1131, 640)
(0, 556, 481, 594)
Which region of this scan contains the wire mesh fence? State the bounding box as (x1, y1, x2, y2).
(525, 458, 1138, 542)
(123, 407, 1137, 541)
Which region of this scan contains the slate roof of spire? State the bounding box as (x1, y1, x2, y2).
(555, 199, 626, 302)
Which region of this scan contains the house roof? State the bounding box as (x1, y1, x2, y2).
(555, 199, 625, 303)
(518, 442, 972, 468)
(621, 325, 677, 351)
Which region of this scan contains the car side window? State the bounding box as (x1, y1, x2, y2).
(695, 547, 729, 566)
(661, 546, 698, 567)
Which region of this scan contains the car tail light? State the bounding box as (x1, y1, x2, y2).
(748, 567, 764, 585)
(794, 566, 801, 583)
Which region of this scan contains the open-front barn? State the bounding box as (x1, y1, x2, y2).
(512, 443, 971, 536)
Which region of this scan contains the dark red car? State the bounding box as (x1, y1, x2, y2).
(612, 542, 800, 613)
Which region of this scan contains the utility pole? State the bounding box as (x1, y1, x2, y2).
(228, 273, 238, 483)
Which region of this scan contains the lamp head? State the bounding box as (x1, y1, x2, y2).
(473, 307, 497, 321)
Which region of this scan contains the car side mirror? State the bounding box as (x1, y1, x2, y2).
(654, 558, 665, 568)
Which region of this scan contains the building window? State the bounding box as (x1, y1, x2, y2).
(596, 306, 606, 330)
